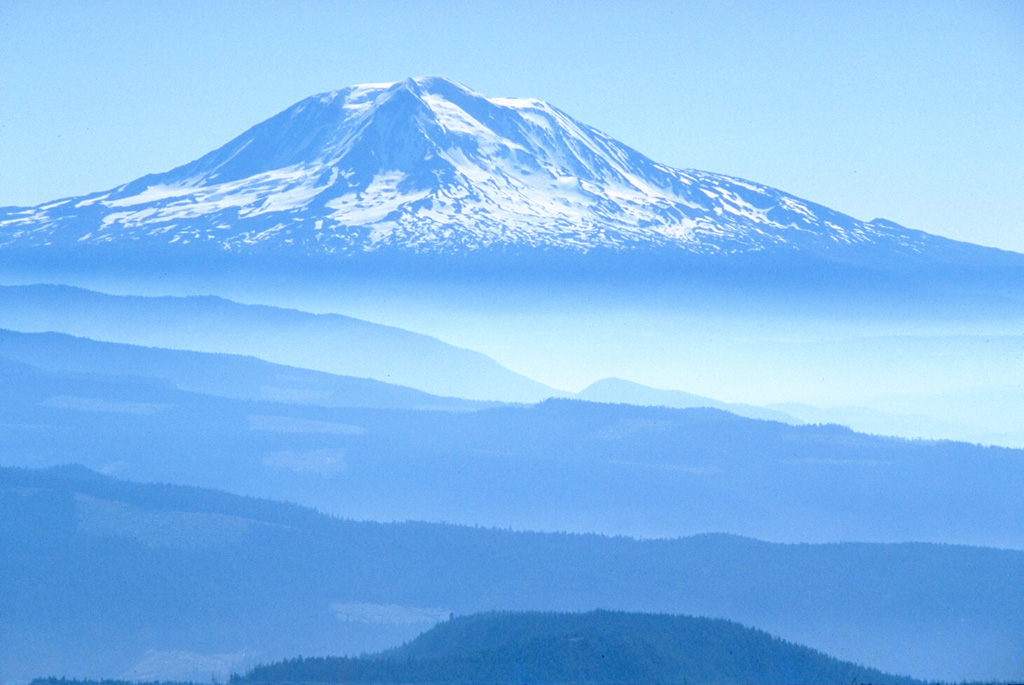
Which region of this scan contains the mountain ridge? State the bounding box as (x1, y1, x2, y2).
(578, 377, 799, 423)
(0, 283, 560, 402)
(5, 342, 1024, 548)
(0, 327, 489, 412)
(4, 464, 1022, 683)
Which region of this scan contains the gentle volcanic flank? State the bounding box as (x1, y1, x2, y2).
(0, 76, 967, 261)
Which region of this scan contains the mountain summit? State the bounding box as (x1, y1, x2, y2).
(0, 77, 1015, 267)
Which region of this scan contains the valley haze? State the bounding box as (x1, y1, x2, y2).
(1, 77, 1021, 442)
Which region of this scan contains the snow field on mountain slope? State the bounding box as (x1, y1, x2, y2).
(0, 77, 957, 257)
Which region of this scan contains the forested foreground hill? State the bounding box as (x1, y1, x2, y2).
(3, 465, 1023, 683)
(233, 611, 914, 685)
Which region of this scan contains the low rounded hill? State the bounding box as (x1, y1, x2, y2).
(236, 610, 916, 685)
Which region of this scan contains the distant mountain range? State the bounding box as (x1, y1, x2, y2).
(577, 377, 796, 423)
(3, 325, 1022, 547)
(2, 76, 1021, 281)
(4, 465, 1021, 683)
(0, 284, 804, 424)
(0, 284, 557, 402)
(234, 611, 914, 685)
(0, 327, 487, 412)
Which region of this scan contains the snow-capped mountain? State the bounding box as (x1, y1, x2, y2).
(0, 77, 1015, 266)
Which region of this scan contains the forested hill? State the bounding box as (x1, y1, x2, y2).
(235, 610, 915, 685)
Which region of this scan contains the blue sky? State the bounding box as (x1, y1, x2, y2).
(1, 0, 1022, 251)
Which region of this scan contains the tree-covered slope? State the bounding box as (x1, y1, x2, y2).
(3, 466, 1022, 683)
(236, 611, 914, 685)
